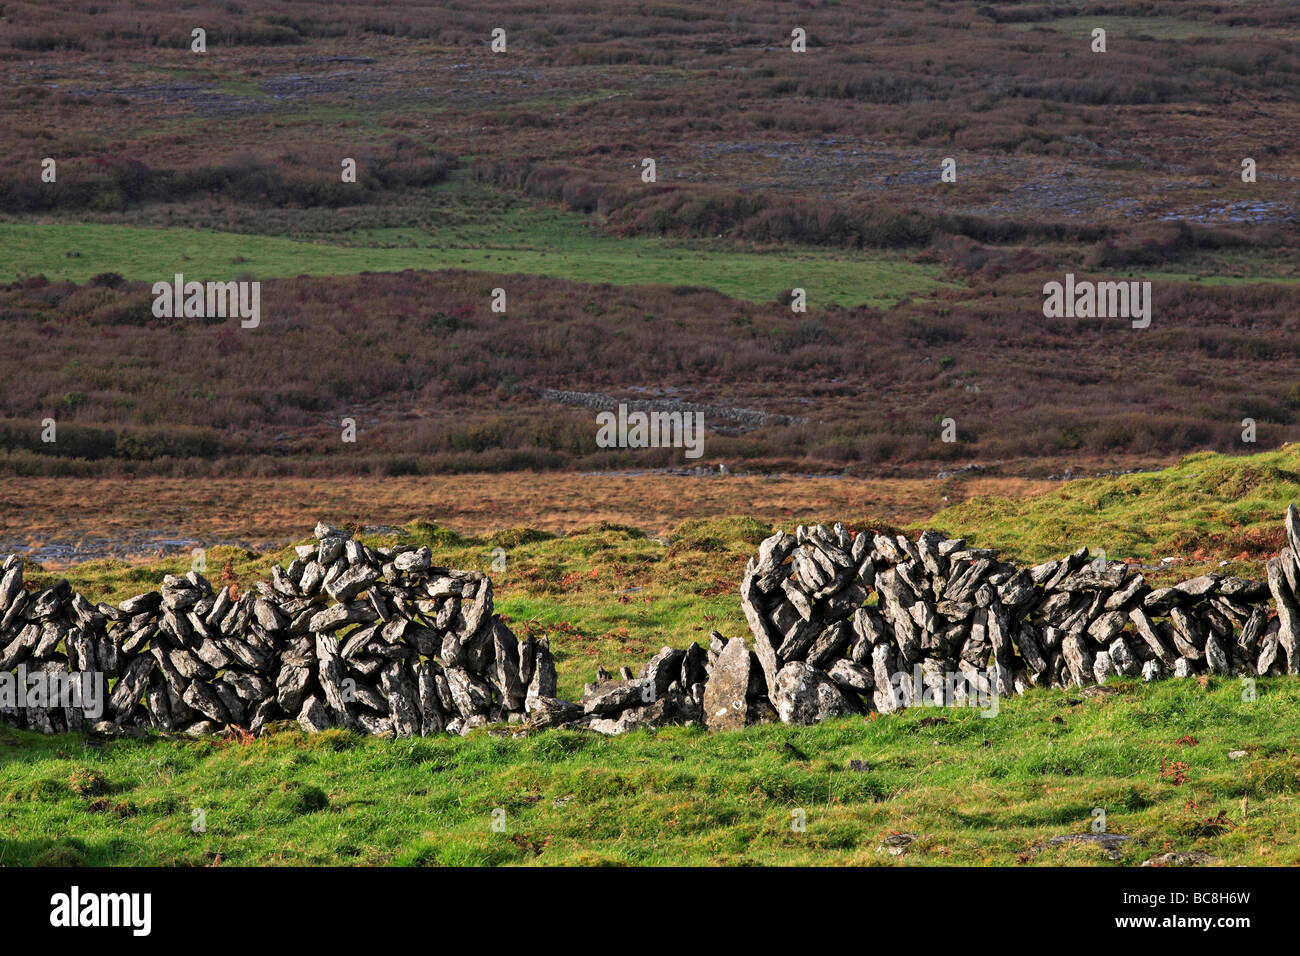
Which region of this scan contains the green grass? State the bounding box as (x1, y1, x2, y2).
(1, 677, 1295, 866)
(0, 199, 950, 309)
(931, 446, 1300, 570)
(12, 447, 1300, 865)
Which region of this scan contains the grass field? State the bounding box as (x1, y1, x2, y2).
(0, 189, 950, 309)
(5, 447, 1300, 866)
(2, 677, 1294, 866)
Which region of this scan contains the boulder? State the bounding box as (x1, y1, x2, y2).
(771, 661, 857, 725)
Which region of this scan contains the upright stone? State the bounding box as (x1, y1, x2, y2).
(1266, 557, 1300, 674)
(740, 563, 783, 694)
(703, 637, 752, 731)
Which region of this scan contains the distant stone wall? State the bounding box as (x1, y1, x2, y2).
(2, 509, 1298, 739)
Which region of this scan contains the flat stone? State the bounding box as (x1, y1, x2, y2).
(582, 678, 650, 715)
(445, 667, 493, 717)
(739, 566, 783, 695)
(297, 695, 331, 733)
(638, 645, 686, 699)
(1046, 832, 1130, 861)
(324, 564, 379, 603)
(827, 658, 873, 695)
(1141, 851, 1219, 867)
(525, 696, 583, 729)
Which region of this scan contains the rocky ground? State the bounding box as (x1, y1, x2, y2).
(684, 138, 1300, 227)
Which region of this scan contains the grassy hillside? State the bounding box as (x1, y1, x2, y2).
(932, 445, 1300, 567)
(4, 1, 1300, 483)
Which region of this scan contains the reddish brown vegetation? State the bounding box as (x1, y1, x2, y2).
(2, 267, 1299, 476)
(0, 0, 1297, 479)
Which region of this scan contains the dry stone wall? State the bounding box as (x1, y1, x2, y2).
(730, 510, 1296, 727)
(3, 508, 1300, 739)
(0, 521, 558, 738)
